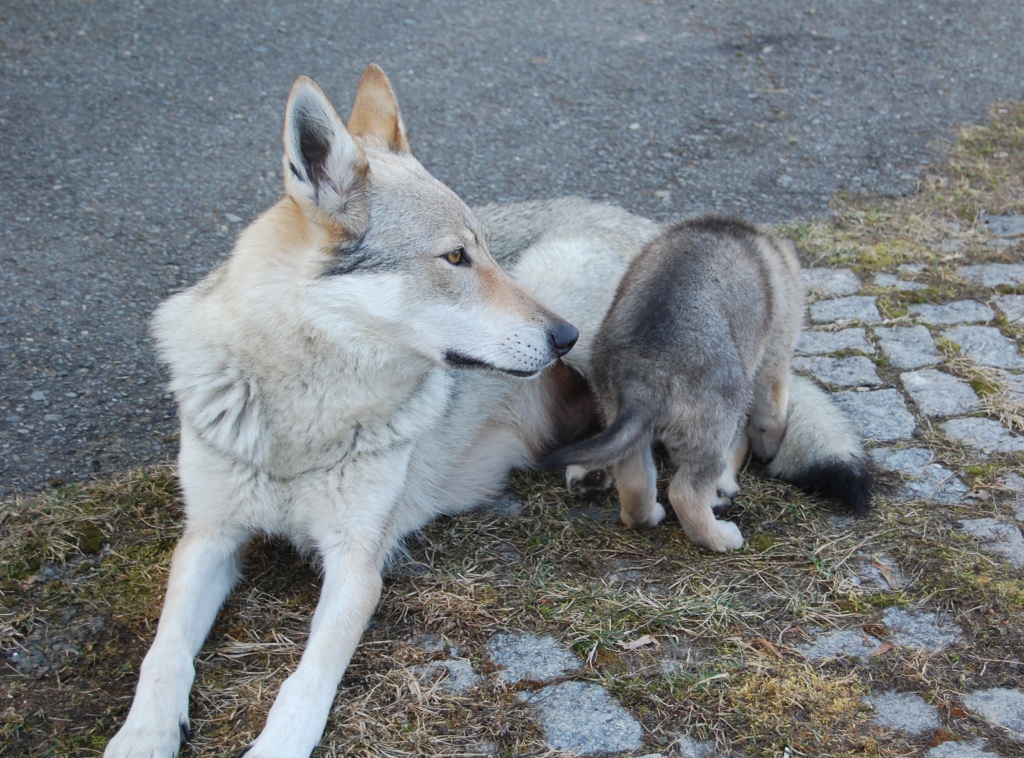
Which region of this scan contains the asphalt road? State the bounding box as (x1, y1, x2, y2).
(1, 1, 1022, 495)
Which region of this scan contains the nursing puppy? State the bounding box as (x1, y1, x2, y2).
(546, 217, 872, 552)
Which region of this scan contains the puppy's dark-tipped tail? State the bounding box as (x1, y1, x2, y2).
(766, 374, 873, 514)
(543, 401, 652, 472)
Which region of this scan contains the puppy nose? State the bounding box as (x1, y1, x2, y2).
(549, 321, 579, 357)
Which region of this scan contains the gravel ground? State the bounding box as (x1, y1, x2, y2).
(2, 0, 1023, 495)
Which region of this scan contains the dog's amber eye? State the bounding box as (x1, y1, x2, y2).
(446, 247, 465, 265)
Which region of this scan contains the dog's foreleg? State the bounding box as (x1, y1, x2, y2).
(104, 526, 246, 758)
(240, 453, 407, 757)
(240, 542, 384, 757)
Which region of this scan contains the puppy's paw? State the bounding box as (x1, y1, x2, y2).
(621, 500, 666, 528)
(566, 464, 614, 495)
(714, 472, 740, 502)
(691, 519, 744, 553)
(712, 490, 736, 514)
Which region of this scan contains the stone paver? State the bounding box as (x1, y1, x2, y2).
(795, 328, 873, 356)
(925, 739, 1000, 758)
(900, 369, 982, 417)
(486, 632, 581, 684)
(833, 389, 916, 441)
(880, 608, 963, 652)
(793, 356, 881, 387)
(981, 214, 1024, 236)
(941, 417, 1024, 455)
(870, 447, 969, 504)
(518, 681, 644, 755)
(1003, 373, 1024, 405)
(964, 687, 1024, 742)
(802, 267, 861, 297)
(854, 551, 907, 590)
(957, 518, 1024, 570)
(958, 263, 1024, 286)
(995, 294, 1024, 324)
(417, 658, 481, 694)
(675, 736, 718, 758)
(874, 272, 927, 291)
(810, 296, 882, 324)
(909, 300, 994, 325)
(864, 691, 942, 734)
(877, 325, 941, 369)
(798, 608, 960, 661)
(942, 326, 1024, 369)
(797, 629, 881, 662)
(999, 473, 1024, 521)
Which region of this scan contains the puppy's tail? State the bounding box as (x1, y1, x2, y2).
(543, 401, 652, 471)
(766, 374, 874, 514)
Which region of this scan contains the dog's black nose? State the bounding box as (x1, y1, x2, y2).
(549, 321, 579, 357)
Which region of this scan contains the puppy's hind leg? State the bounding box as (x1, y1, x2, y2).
(613, 443, 666, 528)
(668, 459, 744, 553)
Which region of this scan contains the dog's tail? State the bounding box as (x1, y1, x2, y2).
(543, 401, 652, 471)
(765, 374, 874, 514)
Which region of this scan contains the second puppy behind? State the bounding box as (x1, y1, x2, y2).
(545, 216, 872, 552)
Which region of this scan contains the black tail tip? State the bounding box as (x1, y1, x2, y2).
(784, 459, 874, 515)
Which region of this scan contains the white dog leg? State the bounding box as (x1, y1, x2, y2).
(239, 544, 384, 757)
(104, 526, 246, 758)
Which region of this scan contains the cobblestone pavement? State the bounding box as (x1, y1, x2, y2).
(411, 235, 1024, 756)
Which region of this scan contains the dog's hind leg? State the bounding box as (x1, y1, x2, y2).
(613, 443, 666, 528)
(104, 524, 247, 758)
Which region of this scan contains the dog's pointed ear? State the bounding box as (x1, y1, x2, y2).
(347, 64, 411, 154)
(283, 76, 369, 233)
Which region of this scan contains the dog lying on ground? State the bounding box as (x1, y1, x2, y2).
(106, 66, 869, 757)
(544, 217, 872, 552)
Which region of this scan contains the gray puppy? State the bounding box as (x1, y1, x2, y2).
(546, 217, 871, 552)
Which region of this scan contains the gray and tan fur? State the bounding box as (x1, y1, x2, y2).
(546, 217, 872, 552)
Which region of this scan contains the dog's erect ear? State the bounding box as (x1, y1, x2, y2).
(347, 64, 411, 154)
(283, 76, 369, 233)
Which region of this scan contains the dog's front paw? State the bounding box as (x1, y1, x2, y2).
(103, 717, 187, 758)
(566, 464, 614, 495)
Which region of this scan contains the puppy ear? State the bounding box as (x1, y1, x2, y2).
(347, 63, 411, 154)
(283, 76, 369, 233)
